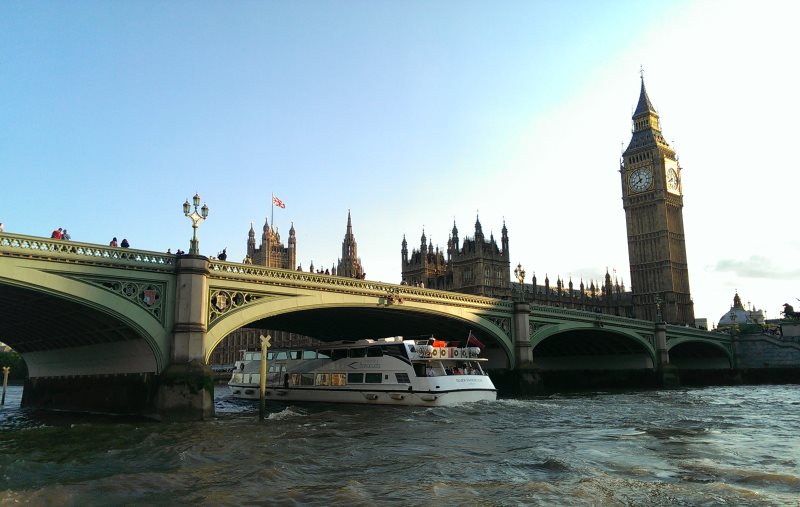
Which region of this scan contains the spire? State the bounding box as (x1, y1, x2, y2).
(401, 234, 407, 249)
(624, 73, 670, 155)
(289, 221, 295, 236)
(345, 209, 353, 240)
(633, 75, 657, 118)
(249, 222, 255, 238)
(452, 220, 458, 236)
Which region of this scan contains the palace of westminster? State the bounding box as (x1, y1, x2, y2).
(213, 78, 698, 364)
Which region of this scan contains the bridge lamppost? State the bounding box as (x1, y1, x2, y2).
(655, 294, 664, 323)
(514, 263, 526, 302)
(182, 193, 209, 255)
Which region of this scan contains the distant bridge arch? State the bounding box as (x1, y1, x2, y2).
(668, 336, 733, 369)
(530, 321, 656, 370)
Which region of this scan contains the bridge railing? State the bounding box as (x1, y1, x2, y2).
(0, 232, 176, 271)
(530, 303, 653, 330)
(208, 260, 513, 310)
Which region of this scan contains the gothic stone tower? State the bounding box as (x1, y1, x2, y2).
(337, 211, 365, 279)
(401, 217, 510, 298)
(247, 218, 296, 269)
(621, 77, 694, 325)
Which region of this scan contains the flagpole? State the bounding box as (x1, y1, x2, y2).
(271, 192, 274, 231)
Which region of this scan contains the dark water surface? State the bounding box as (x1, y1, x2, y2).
(1, 384, 798, 506)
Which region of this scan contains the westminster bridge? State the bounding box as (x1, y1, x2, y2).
(0, 232, 736, 420)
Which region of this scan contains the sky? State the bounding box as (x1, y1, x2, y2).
(2, 0, 799, 327)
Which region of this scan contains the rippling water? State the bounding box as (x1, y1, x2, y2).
(1, 383, 799, 506)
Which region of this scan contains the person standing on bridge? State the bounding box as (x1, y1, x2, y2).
(51, 228, 63, 239)
(121, 238, 130, 248)
(0, 222, 4, 233)
(61, 229, 71, 240)
(109, 237, 118, 247)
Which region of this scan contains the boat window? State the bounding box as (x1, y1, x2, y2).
(301, 373, 315, 386)
(316, 373, 330, 386)
(331, 373, 346, 386)
(302, 350, 317, 359)
(364, 373, 382, 384)
(366, 347, 383, 357)
(331, 349, 348, 360)
(382, 345, 406, 358)
(349, 347, 366, 358)
(395, 373, 410, 383)
(266, 352, 275, 360)
(347, 372, 364, 383)
(274, 351, 288, 360)
(289, 350, 301, 360)
(247, 352, 260, 361)
(317, 350, 331, 359)
(268, 365, 277, 373)
(291, 374, 300, 386)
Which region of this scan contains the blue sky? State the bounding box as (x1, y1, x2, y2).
(2, 0, 798, 326)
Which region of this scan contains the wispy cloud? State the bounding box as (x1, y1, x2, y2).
(708, 256, 800, 280)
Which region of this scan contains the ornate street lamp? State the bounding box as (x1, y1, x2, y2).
(183, 193, 209, 255)
(655, 294, 663, 323)
(514, 263, 526, 301)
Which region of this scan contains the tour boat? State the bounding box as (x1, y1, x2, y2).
(227, 336, 496, 406)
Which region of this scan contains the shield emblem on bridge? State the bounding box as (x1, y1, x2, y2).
(143, 289, 157, 307)
(214, 293, 228, 311)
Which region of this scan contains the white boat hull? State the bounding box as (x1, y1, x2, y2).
(228, 385, 496, 406)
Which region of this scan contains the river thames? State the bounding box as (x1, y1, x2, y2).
(1, 383, 798, 506)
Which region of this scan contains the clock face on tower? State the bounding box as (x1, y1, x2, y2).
(628, 167, 653, 193)
(666, 167, 680, 193)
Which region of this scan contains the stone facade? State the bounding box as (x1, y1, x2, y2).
(735, 334, 800, 369)
(246, 219, 296, 269)
(401, 217, 511, 298)
(514, 270, 635, 317)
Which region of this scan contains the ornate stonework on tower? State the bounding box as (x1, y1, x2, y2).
(337, 211, 365, 279)
(247, 218, 296, 269)
(621, 77, 694, 325)
(401, 216, 510, 298)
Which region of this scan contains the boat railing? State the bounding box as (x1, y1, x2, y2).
(414, 346, 482, 360)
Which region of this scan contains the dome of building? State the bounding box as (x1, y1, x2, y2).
(717, 291, 764, 328)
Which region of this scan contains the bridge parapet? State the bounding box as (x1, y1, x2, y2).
(530, 304, 653, 331)
(0, 232, 175, 271)
(208, 260, 513, 311)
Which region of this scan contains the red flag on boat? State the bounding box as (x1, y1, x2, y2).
(467, 330, 485, 348)
(272, 195, 286, 208)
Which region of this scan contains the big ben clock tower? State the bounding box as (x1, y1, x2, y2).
(621, 76, 695, 325)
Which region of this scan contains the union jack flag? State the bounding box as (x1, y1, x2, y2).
(272, 195, 286, 208)
(467, 330, 485, 349)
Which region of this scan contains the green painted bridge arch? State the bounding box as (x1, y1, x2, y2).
(203, 261, 516, 368)
(527, 306, 658, 370)
(0, 233, 176, 378)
